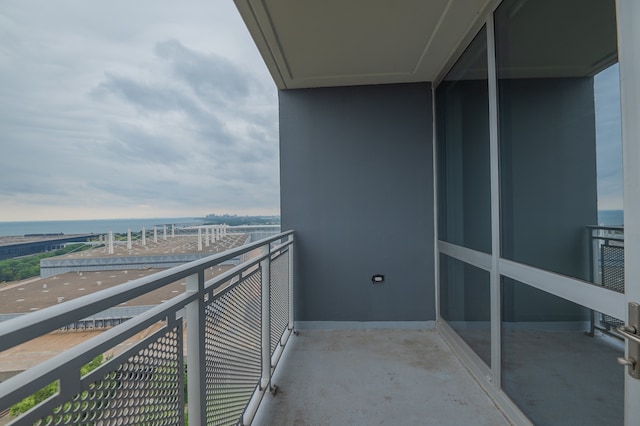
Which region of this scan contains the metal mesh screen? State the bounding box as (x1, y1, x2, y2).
(32, 323, 184, 426)
(600, 244, 625, 329)
(204, 270, 262, 425)
(270, 251, 290, 355)
(601, 244, 624, 293)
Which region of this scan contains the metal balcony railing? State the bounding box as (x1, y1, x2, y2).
(587, 225, 624, 334)
(0, 231, 294, 425)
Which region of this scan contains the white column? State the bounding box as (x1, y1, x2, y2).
(141, 227, 146, 246)
(127, 228, 132, 250)
(172, 224, 175, 238)
(153, 226, 158, 243)
(108, 231, 114, 255)
(197, 228, 203, 251)
(163, 225, 167, 240)
(205, 228, 210, 247)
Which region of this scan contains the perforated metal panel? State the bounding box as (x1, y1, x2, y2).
(270, 250, 290, 355)
(600, 244, 625, 329)
(30, 323, 184, 426)
(204, 270, 262, 425)
(601, 244, 625, 293)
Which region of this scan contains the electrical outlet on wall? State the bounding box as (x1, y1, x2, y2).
(371, 274, 384, 284)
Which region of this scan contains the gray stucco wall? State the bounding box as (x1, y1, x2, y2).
(279, 83, 434, 322)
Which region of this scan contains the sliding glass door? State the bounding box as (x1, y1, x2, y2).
(435, 0, 640, 424)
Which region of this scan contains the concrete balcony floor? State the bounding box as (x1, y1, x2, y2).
(254, 328, 510, 426)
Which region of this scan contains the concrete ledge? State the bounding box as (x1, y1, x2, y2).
(295, 320, 435, 330)
(0, 370, 23, 382)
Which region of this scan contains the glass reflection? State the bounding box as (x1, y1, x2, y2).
(496, 0, 622, 283)
(439, 254, 491, 366)
(502, 277, 623, 425)
(436, 27, 491, 254)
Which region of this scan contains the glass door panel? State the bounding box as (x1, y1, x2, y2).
(495, 0, 622, 285)
(436, 0, 639, 423)
(616, 0, 640, 421)
(502, 277, 624, 425)
(440, 254, 491, 366)
(436, 27, 491, 254)
(493, 0, 640, 423)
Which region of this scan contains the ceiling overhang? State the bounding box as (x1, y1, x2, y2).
(234, 0, 493, 89)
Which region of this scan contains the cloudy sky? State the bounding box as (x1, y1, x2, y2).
(594, 63, 624, 211)
(0, 0, 279, 222)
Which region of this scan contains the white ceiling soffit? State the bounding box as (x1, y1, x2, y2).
(494, 0, 618, 80)
(234, 0, 492, 89)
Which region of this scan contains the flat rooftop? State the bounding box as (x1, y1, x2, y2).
(0, 234, 250, 314)
(54, 233, 249, 259)
(0, 266, 234, 314)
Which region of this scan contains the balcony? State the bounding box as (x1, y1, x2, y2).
(253, 327, 508, 425)
(0, 231, 508, 425)
(588, 225, 625, 335)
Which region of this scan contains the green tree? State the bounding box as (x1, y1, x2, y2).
(9, 382, 57, 416)
(0, 244, 92, 283)
(9, 355, 104, 417)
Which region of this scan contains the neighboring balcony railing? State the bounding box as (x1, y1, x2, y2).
(587, 225, 624, 334)
(0, 231, 295, 425)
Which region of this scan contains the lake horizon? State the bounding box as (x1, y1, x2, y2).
(0, 217, 207, 237)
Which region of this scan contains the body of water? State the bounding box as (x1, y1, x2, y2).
(598, 210, 623, 226)
(0, 217, 206, 237)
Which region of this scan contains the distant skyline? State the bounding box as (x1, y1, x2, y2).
(0, 1, 279, 221)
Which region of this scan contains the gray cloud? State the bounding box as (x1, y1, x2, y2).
(104, 123, 187, 165)
(93, 72, 221, 128)
(155, 40, 252, 105)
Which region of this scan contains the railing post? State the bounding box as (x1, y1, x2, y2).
(186, 271, 206, 425)
(288, 235, 295, 331)
(261, 244, 271, 389)
(591, 228, 601, 285)
(588, 228, 597, 336)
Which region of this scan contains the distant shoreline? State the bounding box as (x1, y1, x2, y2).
(0, 215, 282, 237)
(0, 217, 204, 237)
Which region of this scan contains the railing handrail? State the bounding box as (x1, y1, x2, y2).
(594, 237, 625, 243)
(0, 292, 194, 409)
(228, 224, 281, 229)
(0, 231, 293, 353)
(586, 225, 624, 231)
